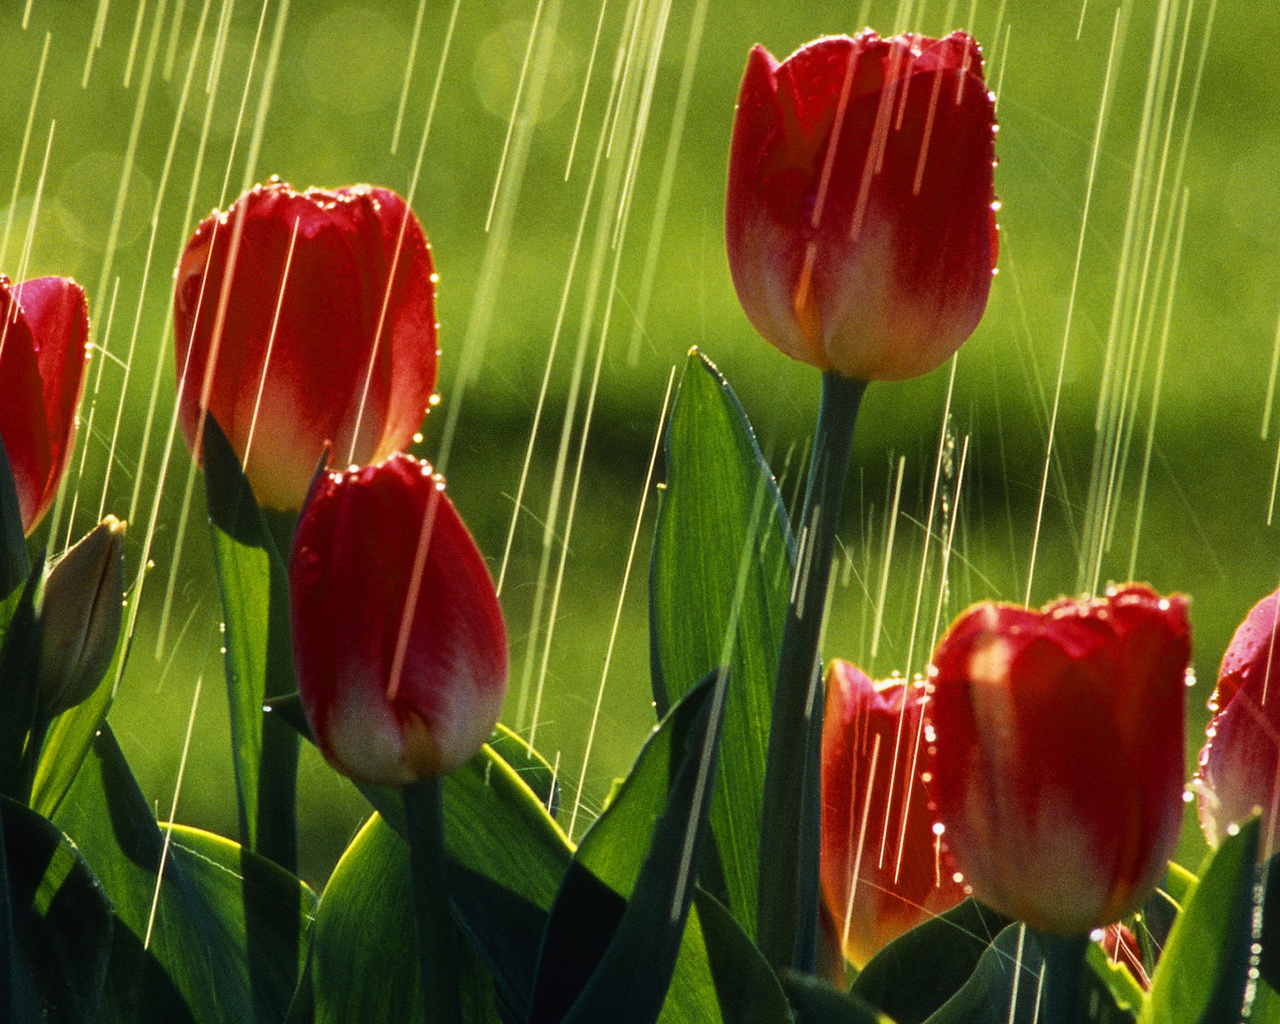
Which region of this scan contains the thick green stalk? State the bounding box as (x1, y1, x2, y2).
(756, 371, 867, 973)
(403, 775, 462, 1024)
(1033, 930, 1088, 1021)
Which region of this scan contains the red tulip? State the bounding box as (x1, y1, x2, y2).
(928, 585, 1189, 935)
(1197, 588, 1280, 857)
(290, 453, 508, 785)
(1099, 922, 1149, 990)
(0, 276, 90, 534)
(725, 31, 998, 381)
(820, 660, 967, 967)
(173, 179, 438, 512)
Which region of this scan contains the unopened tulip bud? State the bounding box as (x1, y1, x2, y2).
(37, 516, 126, 717)
(290, 454, 508, 786)
(929, 585, 1189, 935)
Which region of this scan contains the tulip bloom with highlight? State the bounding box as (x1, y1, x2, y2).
(290, 453, 508, 786)
(725, 31, 998, 381)
(1198, 588, 1280, 854)
(820, 660, 967, 967)
(0, 276, 90, 534)
(173, 180, 439, 511)
(929, 585, 1189, 935)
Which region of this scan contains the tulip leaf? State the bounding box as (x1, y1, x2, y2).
(487, 722, 561, 819)
(1259, 851, 1280, 993)
(921, 923, 1055, 1024)
(203, 412, 299, 870)
(527, 668, 727, 1024)
(851, 898, 1012, 1023)
(0, 556, 41, 801)
(1248, 979, 1280, 1022)
(52, 723, 315, 1024)
(693, 888, 793, 1024)
(650, 349, 794, 936)
(358, 742, 573, 1019)
(1085, 941, 1145, 1016)
(0, 433, 27, 601)
(1, 793, 114, 1024)
(780, 973, 892, 1023)
(310, 813, 502, 1024)
(1138, 816, 1259, 1024)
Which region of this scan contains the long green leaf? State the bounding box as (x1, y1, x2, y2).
(781, 973, 891, 1024)
(528, 669, 727, 1024)
(52, 723, 315, 1024)
(310, 813, 501, 1024)
(693, 889, 792, 1024)
(0, 557, 41, 799)
(852, 898, 1012, 1024)
(2, 794, 115, 1024)
(650, 349, 793, 936)
(1139, 817, 1259, 1024)
(203, 413, 297, 867)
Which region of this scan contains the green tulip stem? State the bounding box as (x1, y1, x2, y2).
(1032, 930, 1089, 1021)
(257, 507, 300, 874)
(757, 370, 867, 973)
(403, 775, 462, 1024)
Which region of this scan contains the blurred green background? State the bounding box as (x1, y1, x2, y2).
(3, 0, 1276, 884)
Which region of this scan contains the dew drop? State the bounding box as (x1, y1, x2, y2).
(428, 393, 441, 407)
(1089, 928, 1105, 942)
(932, 822, 945, 836)
(412, 432, 424, 444)
(990, 198, 1002, 212)
(1185, 667, 1197, 688)
(1182, 789, 1195, 803)
(924, 724, 937, 743)
(1228, 822, 1241, 837)
(921, 771, 933, 783)
(295, 546, 323, 586)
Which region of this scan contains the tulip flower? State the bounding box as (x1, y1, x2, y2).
(290, 453, 508, 786)
(1099, 922, 1148, 990)
(36, 516, 126, 718)
(173, 179, 439, 511)
(0, 276, 90, 534)
(725, 31, 998, 381)
(1197, 588, 1280, 856)
(928, 585, 1189, 935)
(820, 660, 967, 967)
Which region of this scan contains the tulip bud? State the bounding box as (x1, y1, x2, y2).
(37, 516, 126, 718)
(0, 276, 91, 534)
(820, 660, 967, 967)
(173, 179, 439, 511)
(725, 31, 998, 381)
(1099, 922, 1148, 990)
(928, 585, 1189, 935)
(1197, 588, 1280, 856)
(290, 453, 508, 786)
